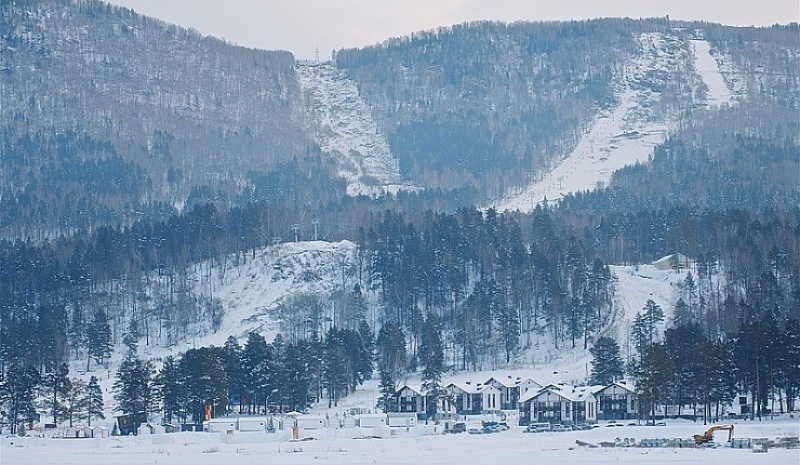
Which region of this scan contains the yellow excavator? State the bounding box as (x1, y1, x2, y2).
(693, 425, 734, 445)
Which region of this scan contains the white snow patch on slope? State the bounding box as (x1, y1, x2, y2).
(167, 240, 358, 353)
(495, 33, 678, 212)
(296, 63, 416, 197)
(496, 34, 740, 214)
(690, 39, 734, 107)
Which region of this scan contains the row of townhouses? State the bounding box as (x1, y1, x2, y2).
(394, 375, 638, 425)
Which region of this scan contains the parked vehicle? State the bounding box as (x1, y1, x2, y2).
(524, 422, 552, 433)
(573, 423, 592, 431)
(550, 424, 568, 432)
(449, 422, 467, 434)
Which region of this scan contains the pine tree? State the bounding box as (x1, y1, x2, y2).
(377, 322, 406, 384)
(178, 347, 228, 423)
(420, 315, 446, 421)
(113, 354, 156, 431)
(155, 356, 182, 423)
(323, 327, 348, 408)
(222, 336, 244, 413)
(87, 309, 112, 371)
(63, 378, 88, 427)
(377, 366, 398, 413)
(589, 337, 624, 385)
(3, 364, 40, 435)
(86, 375, 105, 427)
(44, 362, 71, 425)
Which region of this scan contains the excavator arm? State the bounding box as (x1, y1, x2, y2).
(693, 425, 734, 444)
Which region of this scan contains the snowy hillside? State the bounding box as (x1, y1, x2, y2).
(154, 243, 686, 385)
(179, 240, 358, 350)
(495, 34, 735, 213)
(296, 63, 416, 196)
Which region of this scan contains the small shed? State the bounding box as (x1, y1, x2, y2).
(295, 415, 327, 430)
(206, 418, 237, 432)
(151, 424, 166, 435)
(357, 414, 388, 428)
(64, 426, 86, 438)
(137, 424, 154, 435)
(341, 416, 358, 428)
(387, 412, 418, 427)
(89, 425, 110, 438)
(238, 417, 268, 432)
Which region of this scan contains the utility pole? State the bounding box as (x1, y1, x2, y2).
(291, 224, 300, 242)
(312, 219, 319, 241)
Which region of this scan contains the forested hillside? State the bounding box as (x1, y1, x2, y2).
(0, 0, 307, 238)
(0, 1, 798, 427)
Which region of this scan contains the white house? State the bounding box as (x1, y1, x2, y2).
(519, 384, 598, 426)
(445, 382, 482, 415)
(205, 418, 237, 432)
(592, 382, 638, 421)
(483, 376, 521, 410)
(396, 384, 426, 415)
(295, 415, 327, 429)
(479, 384, 503, 412)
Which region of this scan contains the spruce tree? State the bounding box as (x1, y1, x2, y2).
(155, 356, 181, 423)
(420, 315, 446, 421)
(589, 337, 624, 385)
(377, 366, 397, 413)
(44, 362, 71, 425)
(87, 309, 112, 371)
(3, 365, 40, 435)
(86, 375, 105, 427)
(113, 354, 155, 431)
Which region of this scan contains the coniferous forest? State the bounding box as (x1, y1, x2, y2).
(0, 1, 798, 433)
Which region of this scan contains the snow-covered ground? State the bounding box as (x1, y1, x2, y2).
(184, 240, 359, 349)
(495, 35, 734, 213)
(3, 417, 797, 464)
(690, 40, 734, 108)
(296, 62, 416, 197)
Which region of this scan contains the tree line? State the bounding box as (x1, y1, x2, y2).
(590, 300, 800, 423)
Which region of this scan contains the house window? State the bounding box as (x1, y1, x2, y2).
(739, 397, 747, 405)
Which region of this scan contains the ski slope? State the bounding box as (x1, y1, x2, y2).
(296, 63, 416, 197)
(495, 35, 734, 213)
(690, 39, 734, 108)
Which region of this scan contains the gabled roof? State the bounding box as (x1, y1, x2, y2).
(446, 381, 480, 394)
(396, 384, 425, 396)
(592, 381, 636, 395)
(520, 383, 596, 403)
(516, 377, 542, 388)
(484, 375, 520, 388)
(477, 383, 501, 394)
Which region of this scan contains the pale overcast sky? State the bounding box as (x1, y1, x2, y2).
(106, 1, 799, 59)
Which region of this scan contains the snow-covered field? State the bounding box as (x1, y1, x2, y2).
(3, 417, 797, 464)
(496, 35, 735, 213)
